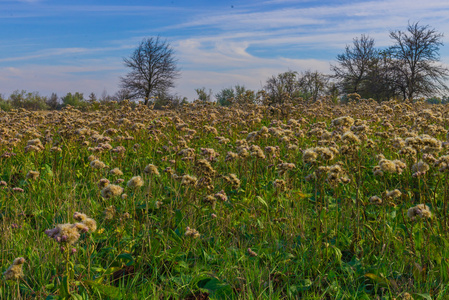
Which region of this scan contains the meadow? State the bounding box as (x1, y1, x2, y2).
(1, 97, 449, 299)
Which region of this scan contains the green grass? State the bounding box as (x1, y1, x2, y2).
(1, 100, 449, 299)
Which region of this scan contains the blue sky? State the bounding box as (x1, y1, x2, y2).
(1, 0, 449, 101)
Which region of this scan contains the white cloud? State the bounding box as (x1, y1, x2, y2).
(0, 61, 123, 97)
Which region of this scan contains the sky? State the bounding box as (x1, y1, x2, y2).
(1, 0, 449, 101)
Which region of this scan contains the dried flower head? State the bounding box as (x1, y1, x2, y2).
(97, 178, 110, 189)
(45, 223, 87, 245)
(303, 148, 318, 163)
(127, 176, 144, 188)
(341, 131, 361, 144)
(181, 174, 198, 186)
(223, 173, 240, 189)
(412, 160, 430, 174)
(214, 190, 228, 202)
(407, 204, 432, 220)
(26, 170, 39, 180)
(3, 257, 26, 280)
(73, 212, 96, 231)
(90, 159, 106, 169)
(185, 226, 200, 238)
(144, 164, 160, 175)
(247, 248, 258, 257)
(273, 179, 287, 191)
(73, 212, 87, 222)
(379, 159, 397, 173)
(109, 167, 124, 176)
(101, 184, 123, 198)
(103, 205, 116, 220)
(369, 196, 382, 205)
(82, 217, 97, 232)
(385, 189, 402, 199)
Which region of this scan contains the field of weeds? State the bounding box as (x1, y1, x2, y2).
(1, 99, 449, 299)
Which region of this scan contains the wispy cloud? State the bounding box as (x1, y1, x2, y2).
(0, 61, 123, 96)
(0, 44, 134, 63)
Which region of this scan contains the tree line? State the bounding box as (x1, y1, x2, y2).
(118, 22, 448, 107)
(0, 90, 131, 111)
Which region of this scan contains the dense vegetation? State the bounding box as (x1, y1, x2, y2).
(2, 98, 449, 299)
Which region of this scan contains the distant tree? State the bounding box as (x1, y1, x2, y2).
(215, 85, 255, 106)
(121, 36, 180, 105)
(152, 92, 187, 109)
(62, 92, 87, 109)
(114, 89, 132, 102)
(388, 22, 449, 100)
(46, 93, 59, 110)
(0, 93, 12, 111)
(327, 82, 341, 104)
(215, 87, 235, 106)
(297, 70, 329, 102)
(88, 92, 97, 103)
(264, 71, 301, 104)
(195, 87, 212, 102)
(99, 89, 117, 102)
(331, 35, 378, 97)
(9, 90, 48, 110)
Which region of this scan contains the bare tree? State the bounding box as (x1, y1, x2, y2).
(331, 35, 378, 96)
(297, 70, 329, 102)
(363, 50, 402, 101)
(114, 89, 132, 102)
(46, 92, 59, 110)
(389, 22, 449, 100)
(264, 71, 300, 104)
(121, 37, 180, 105)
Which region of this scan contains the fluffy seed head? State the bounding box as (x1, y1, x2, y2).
(127, 176, 144, 188)
(3, 257, 26, 280)
(90, 159, 106, 169)
(26, 170, 40, 180)
(109, 168, 123, 176)
(369, 196, 382, 205)
(144, 164, 160, 175)
(407, 204, 432, 220)
(101, 184, 123, 198)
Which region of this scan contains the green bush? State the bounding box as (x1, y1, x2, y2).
(0, 94, 12, 111)
(8, 90, 49, 110)
(61, 92, 89, 110)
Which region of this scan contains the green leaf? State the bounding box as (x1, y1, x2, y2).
(117, 253, 134, 265)
(84, 280, 122, 299)
(59, 276, 70, 298)
(103, 267, 122, 276)
(256, 196, 268, 210)
(198, 277, 233, 297)
(331, 246, 342, 264)
(71, 293, 83, 300)
(298, 279, 312, 291)
(365, 273, 389, 286)
(44, 164, 54, 177)
(412, 293, 432, 300)
(175, 209, 183, 226)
